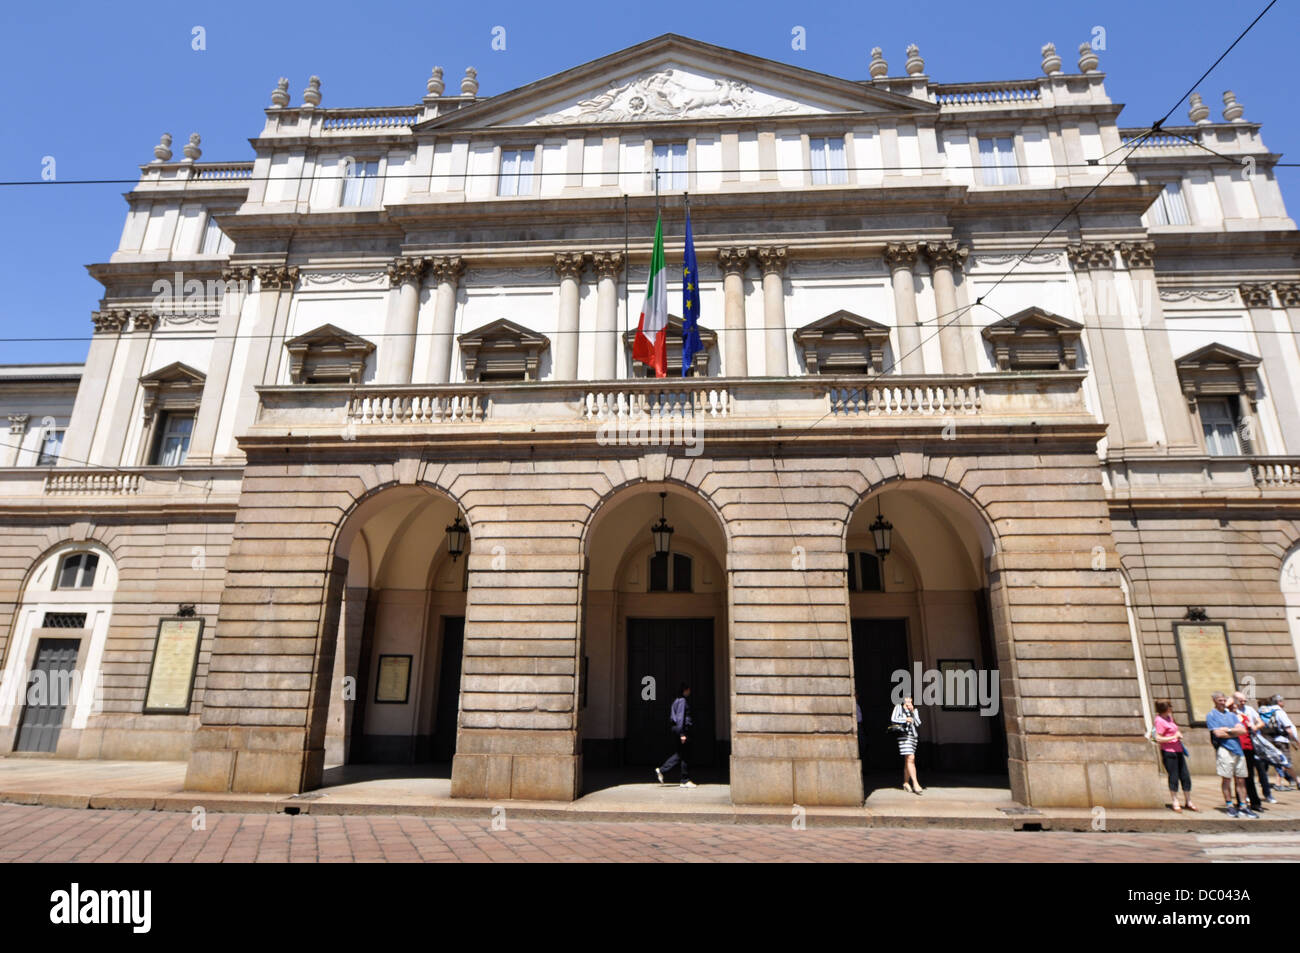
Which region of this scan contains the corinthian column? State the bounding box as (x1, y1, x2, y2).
(924, 241, 969, 374)
(61, 309, 129, 467)
(428, 256, 466, 383)
(382, 256, 429, 384)
(592, 251, 624, 379)
(1240, 282, 1300, 452)
(232, 265, 299, 444)
(755, 246, 789, 377)
(553, 252, 587, 380)
(718, 248, 750, 377)
(188, 265, 253, 464)
(885, 242, 923, 374)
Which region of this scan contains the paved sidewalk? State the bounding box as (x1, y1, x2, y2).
(1, 757, 1299, 832)
(0, 803, 1225, 862)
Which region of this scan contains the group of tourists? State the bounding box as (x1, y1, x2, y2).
(1152, 691, 1298, 817)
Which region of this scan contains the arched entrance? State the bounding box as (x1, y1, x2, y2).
(580, 483, 729, 793)
(322, 484, 469, 779)
(846, 480, 1009, 793)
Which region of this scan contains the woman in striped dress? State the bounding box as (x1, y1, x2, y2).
(891, 696, 924, 795)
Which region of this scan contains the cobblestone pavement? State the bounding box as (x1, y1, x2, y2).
(1, 803, 1277, 862)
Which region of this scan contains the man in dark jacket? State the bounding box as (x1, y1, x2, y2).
(655, 684, 696, 788)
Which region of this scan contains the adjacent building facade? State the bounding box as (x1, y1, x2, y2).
(2, 34, 1298, 808)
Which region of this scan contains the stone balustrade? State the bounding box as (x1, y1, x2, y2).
(931, 81, 1043, 108)
(1254, 459, 1300, 487)
(43, 471, 142, 494)
(0, 466, 245, 506)
(254, 371, 1091, 437)
(320, 107, 422, 131)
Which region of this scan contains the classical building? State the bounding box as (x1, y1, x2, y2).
(2, 34, 1298, 809)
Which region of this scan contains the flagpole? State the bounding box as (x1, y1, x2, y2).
(623, 193, 629, 374)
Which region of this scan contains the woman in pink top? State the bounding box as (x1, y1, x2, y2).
(1154, 700, 1198, 812)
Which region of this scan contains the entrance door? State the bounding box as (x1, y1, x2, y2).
(851, 619, 911, 771)
(625, 618, 714, 766)
(14, 638, 80, 753)
(430, 616, 464, 762)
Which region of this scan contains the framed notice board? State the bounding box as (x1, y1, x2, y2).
(143, 616, 204, 714)
(375, 654, 412, 704)
(1173, 622, 1237, 726)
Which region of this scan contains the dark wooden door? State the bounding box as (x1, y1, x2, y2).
(851, 619, 911, 770)
(14, 639, 80, 753)
(430, 617, 464, 762)
(625, 618, 715, 766)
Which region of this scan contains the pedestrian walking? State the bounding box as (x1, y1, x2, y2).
(655, 683, 696, 788)
(890, 695, 924, 795)
(1152, 700, 1197, 812)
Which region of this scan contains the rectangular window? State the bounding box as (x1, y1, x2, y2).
(652, 143, 688, 190)
(1148, 181, 1190, 226)
(1200, 398, 1242, 456)
(978, 137, 1019, 185)
(200, 215, 225, 255)
(498, 149, 535, 197)
(810, 137, 847, 185)
(152, 412, 194, 466)
(340, 160, 380, 207)
(37, 429, 63, 466)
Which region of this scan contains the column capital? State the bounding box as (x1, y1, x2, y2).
(1066, 241, 1114, 271)
(553, 251, 587, 281)
(1274, 282, 1300, 309)
(883, 241, 920, 271)
(220, 264, 255, 285)
(591, 250, 625, 280)
(429, 255, 466, 285)
(1239, 282, 1275, 309)
(386, 256, 428, 287)
(7, 413, 29, 435)
(1117, 240, 1156, 270)
(717, 247, 751, 276)
(131, 311, 160, 333)
(90, 308, 131, 334)
(256, 264, 300, 290)
(922, 240, 968, 271)
(755, 245, 789, 277)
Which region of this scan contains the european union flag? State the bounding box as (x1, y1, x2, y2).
(681, 209, 702, 376)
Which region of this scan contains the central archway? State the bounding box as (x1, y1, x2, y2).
(846, 479, 1009, 795)
(320, 483, 470, 782)
(579, 481, 730, 794)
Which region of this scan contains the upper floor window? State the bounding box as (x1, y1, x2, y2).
(847, 551, 883, 592)
(652, 143, 688, 190)
(978, 137, 1019, 185)
(340, 160, 380, 207)
(649, 552, 692, 592)
(152, 413, 194, 466)
(200, 215, 228, 255)
(1200, 398, 1243, 456)
(37, 429, 64, 467)
(810, 137, 847, 185)
(56, 552, 99, 590)
(1147, 181, 1190, 226)
(498, 149, 535, 197)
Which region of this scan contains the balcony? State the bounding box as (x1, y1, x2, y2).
(1104, 454, 1300, 500)
(248, 371, 1095, 449)
(0, 465, 244, 508)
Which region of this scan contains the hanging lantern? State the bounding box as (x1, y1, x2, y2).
(870, 499, 892, 562)
(445, 514, 469, 561)
(650, 491, 674, 556)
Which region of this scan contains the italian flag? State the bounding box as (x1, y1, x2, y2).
(632, 214, 668, 378)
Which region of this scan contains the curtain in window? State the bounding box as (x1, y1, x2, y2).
(979, 138, 999, 185)
(827, 137, 846, 184)
(1200, 399, 1241, 456)
(156, 414, 194, 467)
(341, 161, 378, 206)
(811, 137, 828, 184)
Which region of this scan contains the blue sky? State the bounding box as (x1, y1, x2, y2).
(1, 0, 1295, 365)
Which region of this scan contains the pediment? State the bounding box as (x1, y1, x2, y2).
(794, 310, 891, 341)
(139, 362, 206, 387)
(1175, 342, 1260, 370)
(458, 318, 550, 349)
(420, 34, 932, 132)
(285, 323, 374, 351)
(982, 307, 1083, 336)
(285, 323, 375, 384)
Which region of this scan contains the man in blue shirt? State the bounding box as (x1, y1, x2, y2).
(655, 684, 695, 788)
(1207, 691, 1256, 818)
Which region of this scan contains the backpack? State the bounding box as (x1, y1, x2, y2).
(1262, 708, 1291, 740)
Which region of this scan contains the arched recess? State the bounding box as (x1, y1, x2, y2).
(318, 482, 471, 777)
(579, 480, 730, 790)
(844, 478, 1009, 782)
(0, 539, 119, 755)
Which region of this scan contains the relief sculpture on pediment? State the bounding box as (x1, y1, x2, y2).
(535, 69, 804, 124)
